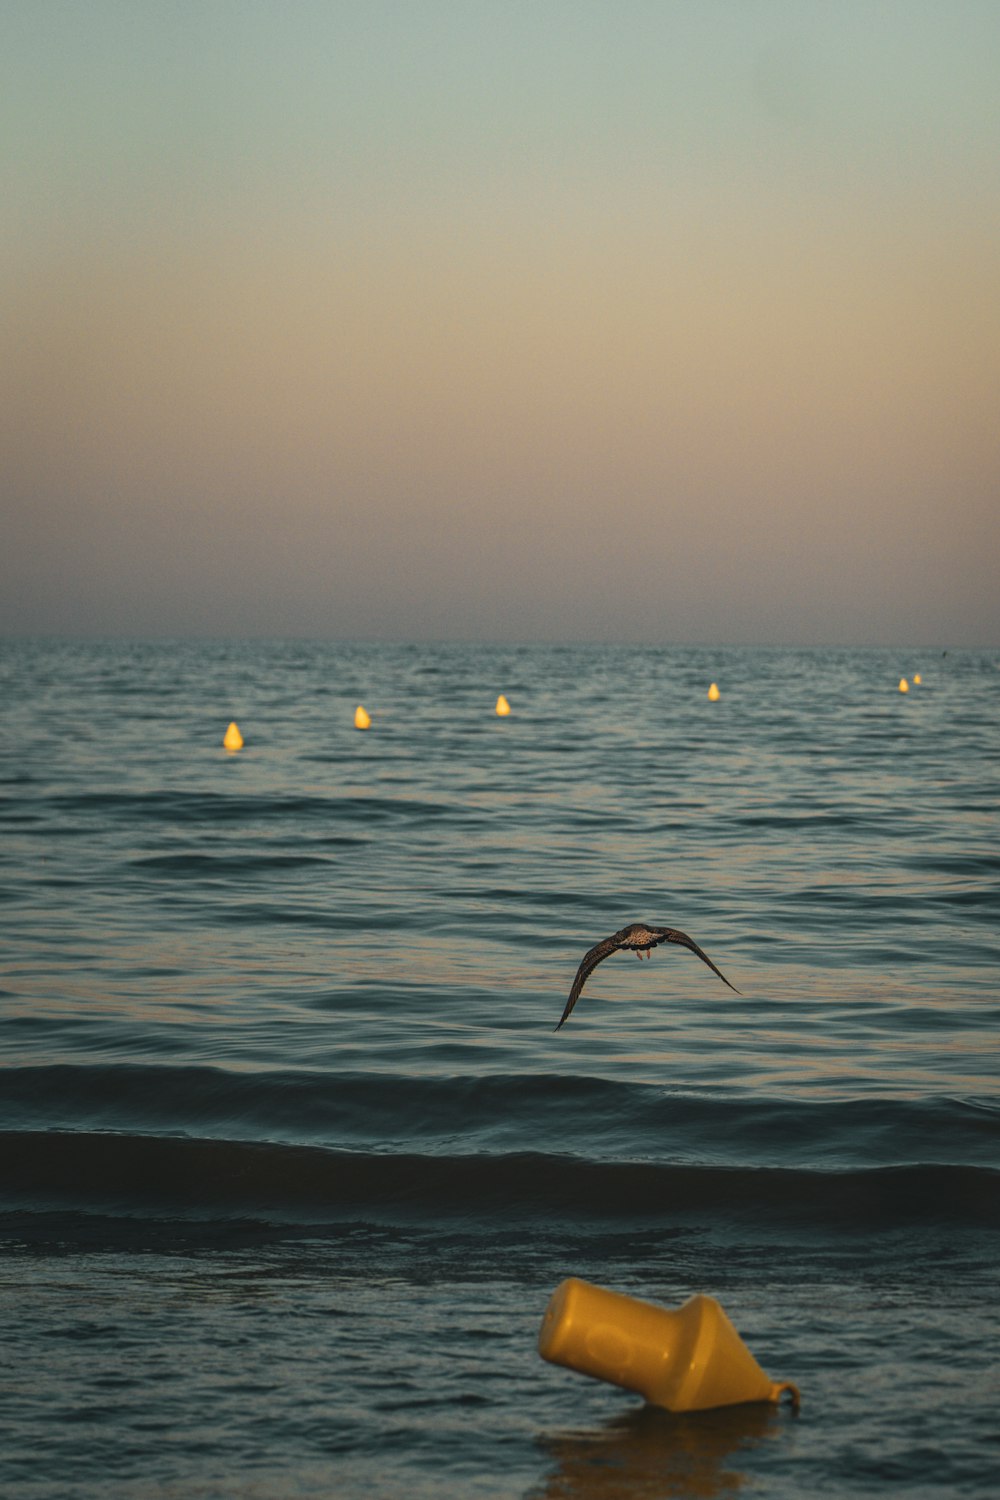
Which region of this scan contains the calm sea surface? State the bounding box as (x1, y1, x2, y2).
(1, 639, 998, 1499)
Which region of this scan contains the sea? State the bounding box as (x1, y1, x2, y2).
(1, 638, 997, 1500)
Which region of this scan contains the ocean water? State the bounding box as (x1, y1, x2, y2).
(1, 638, 997, 1499)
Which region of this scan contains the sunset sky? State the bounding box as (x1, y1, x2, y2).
(4, 1, 999, 644)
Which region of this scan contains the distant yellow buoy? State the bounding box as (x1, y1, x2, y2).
(495, 694, 511, 716)
(707, 682, 720, 702)
(354, 705, 371, 730)
(913, 673, 922, 685)
(223, 721, 243, 752)
(898, 678, 909, 693)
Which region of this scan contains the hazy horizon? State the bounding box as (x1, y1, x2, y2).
(0, 632, 986, 656)
(5, 3, 999, 648)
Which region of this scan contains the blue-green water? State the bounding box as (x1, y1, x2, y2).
(1, 640, 998, 1498)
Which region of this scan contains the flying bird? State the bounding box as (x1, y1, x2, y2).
(555, 923, 740, 1029)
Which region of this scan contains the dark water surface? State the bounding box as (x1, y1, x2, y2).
(2, 640, 998, 1498)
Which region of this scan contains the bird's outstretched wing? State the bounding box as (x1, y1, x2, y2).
(555, 924, 741, 1029)
(657, 927, 741, 994)
(555, 936, 621, 1029)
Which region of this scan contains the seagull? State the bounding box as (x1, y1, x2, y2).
(555, 922, 740, 1029)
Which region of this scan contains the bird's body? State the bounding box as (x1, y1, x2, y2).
(555, 922, 739, 1029)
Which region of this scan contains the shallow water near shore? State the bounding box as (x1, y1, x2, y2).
(2, 639, 998, 1498)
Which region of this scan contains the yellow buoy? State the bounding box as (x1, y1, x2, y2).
(223, 721, 243, 752)
(913, 673, 922, 685)
(495, 694, 511, 716)
(539, 1277, 799, 1413)
(898, 678, 909, 693)
(354, 705, 371, 730)
(707, 682, 720, 702)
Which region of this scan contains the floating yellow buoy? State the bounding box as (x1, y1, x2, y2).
(223, 721, 243, 752)
(495, 694, 511, 716)
(913, 673, 922, 685)
(707, 682, 720, 702)
(539, 1277, 799, 1413)
(354, 705, 371, 730)
(898, 678, 909, 693)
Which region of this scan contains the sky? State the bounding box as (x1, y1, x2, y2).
(3, 1, 999, 645)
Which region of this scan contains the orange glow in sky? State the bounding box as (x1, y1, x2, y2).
(4, 3, 998, 644)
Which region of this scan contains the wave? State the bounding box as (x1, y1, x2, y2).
(1, 1130, 997, 1236)
(44, 790, 468, 828)
(2, 1065, 998, 1172)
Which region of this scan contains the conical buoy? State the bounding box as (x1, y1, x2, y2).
(898, 678, 909, 693)
(354, 705, 371, 730)
(707, 683, 720, 702)
(223, 721, 243, 752)
(539, 1277, 799, 1413)
(495, 694, 511, 716)
(913, 673, 922, 685)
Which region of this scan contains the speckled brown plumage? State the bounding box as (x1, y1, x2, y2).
(555, 923, 740, 1029)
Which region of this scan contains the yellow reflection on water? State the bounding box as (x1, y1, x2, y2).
(534, 1401, 786, 1499)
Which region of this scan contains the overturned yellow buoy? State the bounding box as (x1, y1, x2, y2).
(707, 682, 720, 702)
(354, 705, 371, 730)
(539, 1277, 799, 1413)
(223, 721, 243, 752)
(495, 694, 511, 716)
(898, 678, 909, 693)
